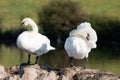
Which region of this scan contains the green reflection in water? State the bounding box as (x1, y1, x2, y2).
(0, 44, 120, 75)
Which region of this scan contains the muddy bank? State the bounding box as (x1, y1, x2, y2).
(0, 64, 120, 80)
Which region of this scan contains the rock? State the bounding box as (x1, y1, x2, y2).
(21, 67, 38, 80)
(0, 65, 8, 79)
(0, 64, 119, 80)
(38, 71, 57, 80)
(63, 67, 82, 79)
(9, 75, 20, 80)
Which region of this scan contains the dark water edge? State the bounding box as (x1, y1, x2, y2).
(0, 40, 120, 75)
(0, 38, 120, 54)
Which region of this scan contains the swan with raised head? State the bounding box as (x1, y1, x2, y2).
(17, 18, 55, 64)
(64, 22, 97, 68)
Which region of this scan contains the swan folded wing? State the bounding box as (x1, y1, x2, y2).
(72, 37, 91, 58)
(65, 37, 90, 59)
(22, 33, 50, 54)
(64, 37, 74, 57)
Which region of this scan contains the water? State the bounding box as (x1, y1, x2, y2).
(0, 43, 120, 75)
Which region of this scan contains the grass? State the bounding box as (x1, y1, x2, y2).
(0, 0, 50, 32)
(76, 0, 120, 19)
(0, 0, 119, 32)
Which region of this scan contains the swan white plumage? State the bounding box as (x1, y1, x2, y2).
(16, 18, 55, 64)
(64, 22, 97, 67)
(69, 22, 97, 48)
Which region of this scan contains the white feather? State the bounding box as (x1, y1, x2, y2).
(64, 37, 91, 59)
(69, 22, 97, 48)
(17, 18, 55, 56)
(64, 22, 97, 60)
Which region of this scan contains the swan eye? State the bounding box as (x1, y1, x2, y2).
(86, 33, 90, 40)
(21, 21, 25, 27)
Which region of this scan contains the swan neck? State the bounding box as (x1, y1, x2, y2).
(30, 21, 38, 32)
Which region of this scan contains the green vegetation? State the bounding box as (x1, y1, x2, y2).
(0, 0, 120, 45)
(0, 0, 49, 32)
(76, 0, 120, 20)
(0, 0, 119, 32)
(39, 0, 87, 43)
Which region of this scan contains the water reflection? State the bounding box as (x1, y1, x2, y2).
(0, 44, 120, 75)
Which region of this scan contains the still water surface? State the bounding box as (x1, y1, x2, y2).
(0, 43, 120, 75)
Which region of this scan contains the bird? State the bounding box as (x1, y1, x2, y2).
(64, 22, 97, 68)
(16, 18, 55, 65)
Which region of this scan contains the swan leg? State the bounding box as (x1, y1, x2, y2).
(19, 54, 31, 68)
(35, 56, 39, 64)
(70, 57, 74, 67)
(27, 54, 31, 64)
(83, 57, 87, 69)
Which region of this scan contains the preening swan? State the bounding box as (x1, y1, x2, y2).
(64, 22, 97, 68)
(17, 18, 55, 64)
(70, 22, 97, 48)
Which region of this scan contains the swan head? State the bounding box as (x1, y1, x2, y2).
(20, 18, 39, 32)
(77, 22, 91, 30)
(20, 18, 34, 27)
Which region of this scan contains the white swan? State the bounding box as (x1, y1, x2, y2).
(16, 18, 55, 64)
(70, 22, 97, 48)
(64, 22, 97, 68)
